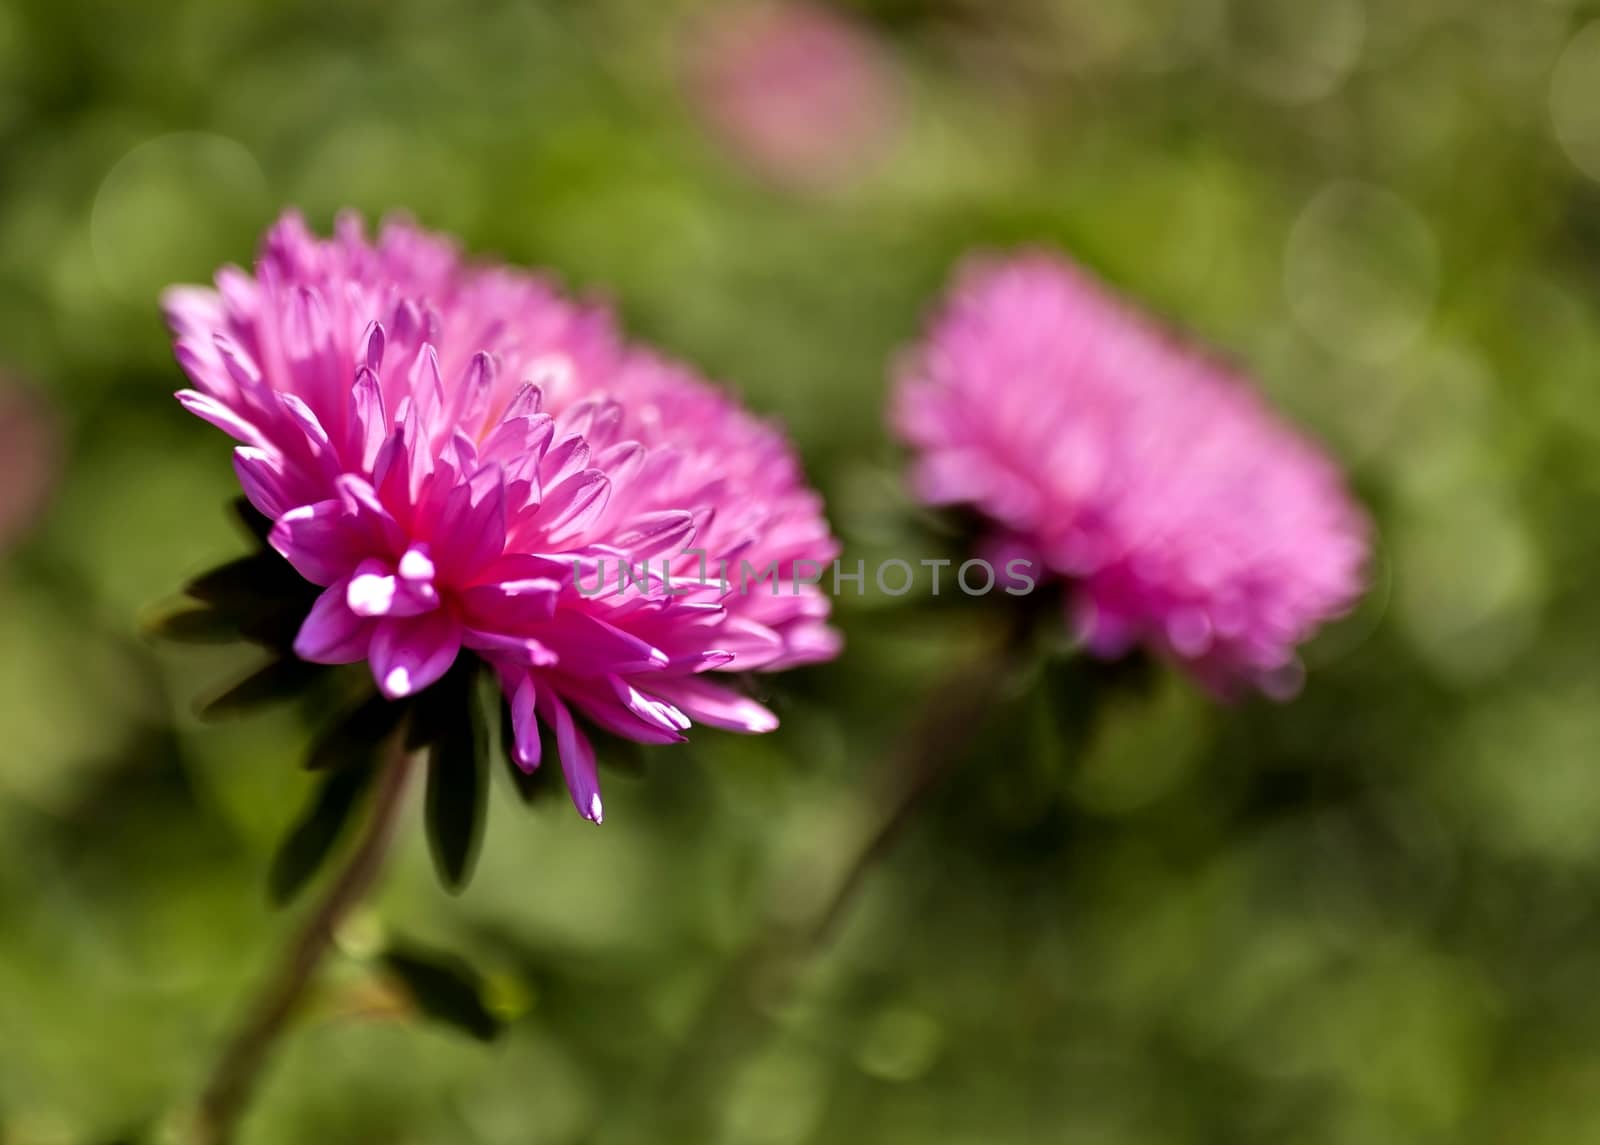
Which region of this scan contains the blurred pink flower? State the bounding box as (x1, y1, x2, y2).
(0, 379, 60, 553)
(684, 1, 901, 193)
(894, 253, 1369, 697)
(166, 212, 840, 821)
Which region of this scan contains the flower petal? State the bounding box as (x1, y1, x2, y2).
(233, 447, 291, 519)
(536, 688, 603, 823)
(650, 678, 779, 734)
(294, 580, 375, 663)
(507, 674, 542, 771)
(270, 500, 366, 585)
(369, 611, 463, 698)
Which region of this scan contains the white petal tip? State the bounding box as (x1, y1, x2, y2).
(348, 573, 397, 617)
(383, 666, 413, 697)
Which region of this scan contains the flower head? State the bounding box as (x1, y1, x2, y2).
(0, 377, 58, 554)
(894, 253, 1368, 696)
(167, 211, 840, 820)
(683, 1, 901, 194)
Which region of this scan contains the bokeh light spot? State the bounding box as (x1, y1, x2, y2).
(91, 132, 268, 303)
(1216, 0, 1365, 104)
(1550, 21, 1600, 181)
(1284, 182, 1439, 363)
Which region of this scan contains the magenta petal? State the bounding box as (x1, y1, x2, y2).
(270, 500, 365, 585)
(539, 610, 669, 675)
(564, 691, 685, 745)
(349, 366, 388, 472)
(213, 334, 264, 393)
(540, 436, 592, 490)
(508, 675, 542, 771)
(233, 447, 291, 519)
(372, 427, 411, 513)
(457, 577, 561, 630)
(346, 557, 438, 618)
(539, 469, 610, 540)
(362, 320, 386, 371)
(614, 511, 697, 562)
(295, 581, 375, 664)
(176, 390, 268, 448)
(462, 627, 558, 667)
(408, 344, 446, 438)
(446, 350, 495, 435)
(369, 611, 463, 698)
(706, 616, 786, 670)
(500, 382, 543, 421)
(537, 688, 603, 823)
(334, 475, 406, 553)
(162, 286, 226, 342)
(432, 465, 506, 582)
(399, 398, 435, 505)
(480, 414, 555, 487)
(277, 392, 334, 458)
(650, 678, 778, 733)
(609, 676, 690, 737)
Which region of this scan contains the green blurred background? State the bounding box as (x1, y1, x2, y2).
(3, 0, 1600, 1140)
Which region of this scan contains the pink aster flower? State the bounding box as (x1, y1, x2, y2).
(683, 1, 901, 194)
(165, 211, 840, 821)
(0, 377, 59, 554)
(894, 253, 1368, 697)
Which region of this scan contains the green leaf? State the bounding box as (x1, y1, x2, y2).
(422, 662, 488, 892)
(267, 758, 379, 906)
(184, 552, 303, 611)
(141, 605, 239, 644)
(306, 692, 407, 771)
(197, 657, 325, 720)
(232, 496, 275, 549)
(184, 551, 319, 652)
(380, 940, 504, 1042)
(406, 660, 463, 750)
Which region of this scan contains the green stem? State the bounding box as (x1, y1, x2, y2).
(635, 614, 1034, 1143)
(191, 738, 415, 1145)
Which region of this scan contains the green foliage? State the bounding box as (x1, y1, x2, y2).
(416, 661, 489, 893)
(267, 751, 380, 906)
(379, 939, 505, 1044)
(2, 0, 1600, 1142)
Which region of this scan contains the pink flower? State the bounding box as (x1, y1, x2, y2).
(894, 253, 1368, 697)
(683, 1, 901, 194)
(0, 378, 59, 554)
(166, 211, 840, 821)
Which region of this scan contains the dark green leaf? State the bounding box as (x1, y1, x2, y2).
(88, 1129, 149, 1145)
(197, 657, 325, 720)
(380, 940, 503, 1042)
(423, 663, 488, 892)
(306, 692, 408, 771)
(234, 606, 313, 652)
(267, 758, 379, 906)
(406, 657, 476, 750)
(184, 551, 319, 652)
(232, 496, 274, 549)
(141, 605, 240, 645)
(185, 552, 306, 612)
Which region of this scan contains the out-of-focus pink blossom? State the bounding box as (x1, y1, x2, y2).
(894, 252, 1368, 697)
(684, 1, 901, 194)
(166, 212, 840, 821)
(0, 379, 60, 553)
